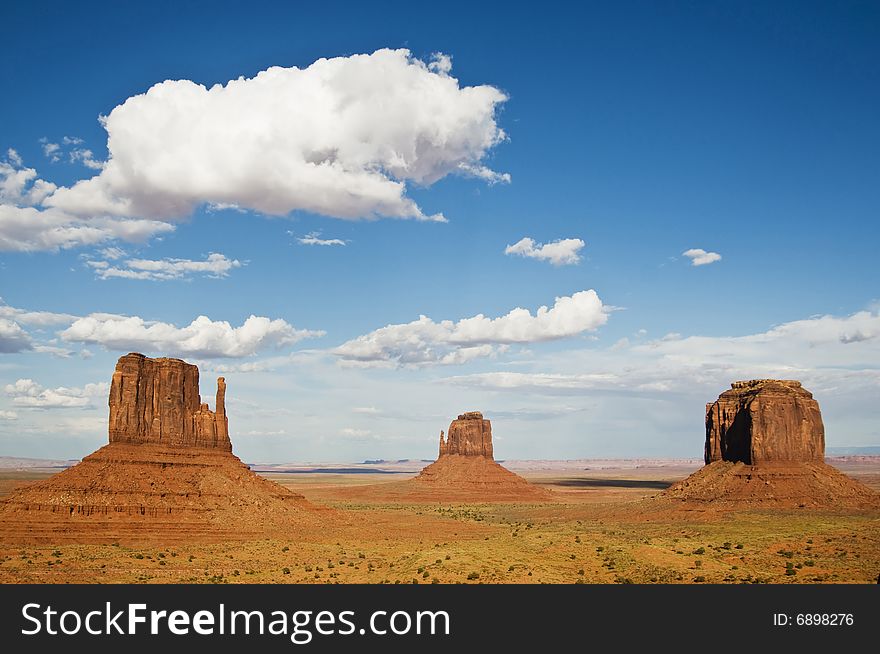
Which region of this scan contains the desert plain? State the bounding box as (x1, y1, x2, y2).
(0, 456, 877, 585)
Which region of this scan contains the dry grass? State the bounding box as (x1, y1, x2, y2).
(0, 461, 877, 584)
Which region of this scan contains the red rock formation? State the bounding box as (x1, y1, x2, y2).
(439, 411, 494, 459)
(645, 379, 878, 512)
(108, 353, 230, 450)
(406, 411, 549, 501)
(0, 353, 323, 543)
(704, 380, 824, 464)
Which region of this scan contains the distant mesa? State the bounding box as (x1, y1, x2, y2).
(409, 411, 551, 501)
(657, 380, 878, 510)
(0, 353, 324, 544)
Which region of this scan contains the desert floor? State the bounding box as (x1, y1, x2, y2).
(0, 459, 877, 584)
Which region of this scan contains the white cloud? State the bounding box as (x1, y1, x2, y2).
(98, 246, 126, 260)
(0, 319, 33, 353)
(682, 248, 721, 266)
(0, 298, 77, 326)
(86, 252, 242, 281)
(68, 148, 104, 170)
(41, 140, 61, 162)
(0, 152, 173, 252)
(45, 48, 508, 225)
(334, 289, 608, 367)
(505, 237, 585, 266)
(296, 232, 347, 246)
(0, 410, 17, 420)
(443, 308, 880, 397)
(1, 155, 57, 206)
(4, 378, 109, 409)
(0, 203, 174, 252)
(60, 313, 325, 358)
(6, 148, 22, 167)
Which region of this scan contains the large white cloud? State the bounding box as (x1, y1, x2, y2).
(4, 378, 109, 409)
(45, 49, 508, 224)
(86, 252, 242, 281)
(505, 237, 585, 266)
(334, 290, 608, 366)
(60, 313, 325, 358)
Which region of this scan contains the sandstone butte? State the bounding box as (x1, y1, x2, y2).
(406, 412, 551, 501)
(656, 379, 879, 511)
(0, 353, 323, 544)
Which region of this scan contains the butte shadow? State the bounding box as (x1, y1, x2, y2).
(636, 380, 879, 516)
(0, 353, 328, 545)
(335, 412, 552, 503)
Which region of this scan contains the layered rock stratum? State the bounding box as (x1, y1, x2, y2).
(0, 353, 323, 544)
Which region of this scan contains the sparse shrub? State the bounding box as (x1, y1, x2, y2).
(735, 544, 743, 549)
(693, 547, 705, 555)
(804, 560, 815, 567)
(467, 572, 480, 580)
(282, 546, 289, 552)
(694, 576, 706, 583)
(785, 569, 796, 576)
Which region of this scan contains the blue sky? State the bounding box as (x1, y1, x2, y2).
(1, 1, 878, 462)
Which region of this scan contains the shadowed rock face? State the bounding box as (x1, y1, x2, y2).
(439, 411, 493, 459)
(108, 353, 230, 450)
(704, 379, 824, 465)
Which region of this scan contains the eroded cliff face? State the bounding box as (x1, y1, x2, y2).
(439, 411, 494, 459)
(108, 353, 231, 450)
(704, 379, 824, 465)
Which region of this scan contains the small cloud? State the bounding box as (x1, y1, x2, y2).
(0, 410, 17, 420)
(40, 139, 61, 162)
(85, 252, 242, 281)
(505, 237, 585, 266)
(6, 148, 22, 167)
(682, 248, 721, 266)
(295, 231, 347, 247)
